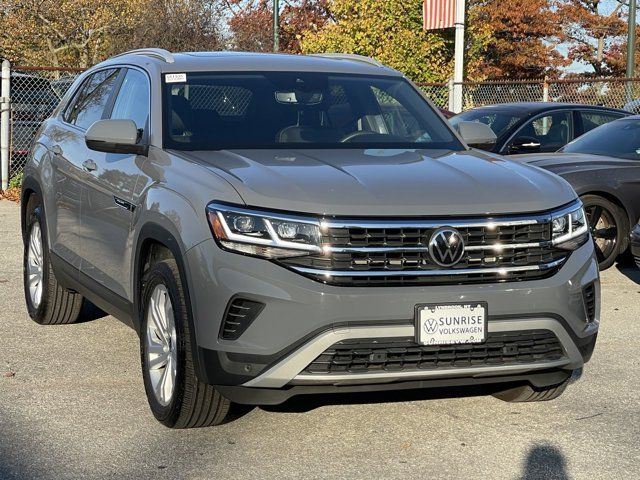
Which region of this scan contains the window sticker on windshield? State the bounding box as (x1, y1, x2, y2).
(165, 73, 187, 84)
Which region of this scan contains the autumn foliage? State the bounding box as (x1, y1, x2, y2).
(0, 0, 637, 82)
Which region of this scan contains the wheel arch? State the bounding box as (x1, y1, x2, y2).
(133, 222, 209, 383)
(578, 190, 630, 225)
(20, 175, 44, 239)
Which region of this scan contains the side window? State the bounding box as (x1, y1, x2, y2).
(580, 111, 624, 135)
(110, 69, 150, 132)
(513, 111, 573, 152)
(65, 69, 120, 130)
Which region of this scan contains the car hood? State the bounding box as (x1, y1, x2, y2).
(176, 148, 577, 216)
(513, 152, 639, 176)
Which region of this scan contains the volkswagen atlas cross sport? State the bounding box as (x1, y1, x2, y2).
(21, 49, 600, 428)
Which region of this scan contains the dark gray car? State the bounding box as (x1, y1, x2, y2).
(515, 116, 640, 270)
(21, 49, 599, 428)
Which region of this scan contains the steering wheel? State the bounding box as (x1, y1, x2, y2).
(339, 131, 405, 143)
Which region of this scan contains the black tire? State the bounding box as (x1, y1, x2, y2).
(582, 194, 628, 271)
(23, 197, 84, 325)
(492, 378, 570, 403)
(140, 258, 231, 428)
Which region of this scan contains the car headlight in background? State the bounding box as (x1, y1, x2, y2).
(551, 204, 589, 250)
(207, 203, 322, 259)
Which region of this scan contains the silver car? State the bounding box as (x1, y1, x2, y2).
(21, 49, 600, 428)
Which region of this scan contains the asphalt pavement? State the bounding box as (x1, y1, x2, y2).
(1, 199, 639, 480)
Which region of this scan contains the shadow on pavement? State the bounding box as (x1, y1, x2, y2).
(615, 255, 640, 285)
(520, 444, 569, 480)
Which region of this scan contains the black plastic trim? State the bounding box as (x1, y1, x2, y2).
(215, 369, 573, 405)
(49, 251, 135, 326)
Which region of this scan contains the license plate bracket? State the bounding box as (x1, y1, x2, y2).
(415, 302, 488, 345)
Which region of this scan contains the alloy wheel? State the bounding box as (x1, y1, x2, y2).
(145, 284, 178, 407)
(585, 204, 617, 264)
(27, 222, 44, 308)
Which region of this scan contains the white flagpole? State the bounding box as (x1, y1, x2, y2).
(453, 0, 466, 113)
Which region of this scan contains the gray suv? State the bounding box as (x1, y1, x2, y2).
(21, 49, 600, 428)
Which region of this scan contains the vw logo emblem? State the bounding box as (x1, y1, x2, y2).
(428, 227, 465, 267)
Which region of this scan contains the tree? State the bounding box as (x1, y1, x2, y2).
(0, 0, 137, 68)
(225, 0, 331, 53)
(122, 0, 226, 53)
(299, 0, 454, 83)
(467, 0, 568, 79)
(555, 0, 628, 76)
(0, 0, 226, 68)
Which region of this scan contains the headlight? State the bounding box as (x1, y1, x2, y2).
(551, 203, 589, 250)
(207, 203, 322, 259)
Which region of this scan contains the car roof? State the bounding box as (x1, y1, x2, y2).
(96, 50, 403, 77)
(462, 102, 627, 114)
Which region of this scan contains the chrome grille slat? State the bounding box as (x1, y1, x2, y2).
(281, 208, 572, 286)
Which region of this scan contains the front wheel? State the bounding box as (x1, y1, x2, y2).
(582, 195, 628, 271)
(140, 258, 231, 428)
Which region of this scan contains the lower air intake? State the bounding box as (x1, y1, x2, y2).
(220, 298, 265, 340)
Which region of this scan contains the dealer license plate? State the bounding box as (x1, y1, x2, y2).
(416, 303, 487, 345)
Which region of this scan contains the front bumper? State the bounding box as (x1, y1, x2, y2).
(631, 223, 640, 267)
(185, 239, 600, 401)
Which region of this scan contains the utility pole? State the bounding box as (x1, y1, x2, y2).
(452, 0, 466, 113)
(1, 60, 10, 191)
(273, 0, 280, 53)
(627, 0, 637, 103)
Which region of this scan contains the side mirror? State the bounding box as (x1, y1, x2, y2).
(85, 119, 148, 156)
(454, 121, 497, 150)
(508, 136, 541, 154)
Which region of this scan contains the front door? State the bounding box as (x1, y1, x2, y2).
(47, 68, 121, 271)
(80, 68, 151, 301)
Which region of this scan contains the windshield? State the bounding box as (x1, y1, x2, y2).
(562, 118, 640, 159)
(450, 109, 525, 138)
(162, 72, 463, 150)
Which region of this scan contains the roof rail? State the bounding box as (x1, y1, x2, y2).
(310, 53, 384, 68)
(111, 48, 175, 64)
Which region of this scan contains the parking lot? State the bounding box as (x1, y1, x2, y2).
(0, 198, 638, 480)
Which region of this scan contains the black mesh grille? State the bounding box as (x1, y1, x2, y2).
(220, 298, 264, 340)
(583, 283, 596, 323)
(281, 220, 568, 286)
(304, 330, 564, 375)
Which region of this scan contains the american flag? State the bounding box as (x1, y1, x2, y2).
(423, 0, 456, 30)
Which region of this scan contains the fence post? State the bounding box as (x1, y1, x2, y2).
(1, 59, 10, 191)
(447, 78, 455, 112)
(542, 76, 549, 103)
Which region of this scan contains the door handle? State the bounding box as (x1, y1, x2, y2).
(82, 159, 97, 172)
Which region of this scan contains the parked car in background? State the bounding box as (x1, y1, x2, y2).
(514, 115, 640, 270)
(631, 222, 640, 269)
(50, 76, 77, 99)
(22, 49, 598, 428)
(8, 73, 59, 172)
(450, 103, 628, 155)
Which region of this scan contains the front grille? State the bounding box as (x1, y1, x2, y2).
(281, 213, 569, 286)
(304, 330, 564, 375)
(582, 283, 596, 323)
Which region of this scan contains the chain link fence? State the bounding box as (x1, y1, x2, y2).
(3, 63, 640, 185)
(4, 66, 82, 177)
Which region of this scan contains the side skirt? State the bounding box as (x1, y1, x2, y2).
(50, 252, 137, 330)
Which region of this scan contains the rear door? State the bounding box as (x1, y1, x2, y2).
(575, 109, 627, 137)
(80, 68, 151, 301)
(47, 68, 121, 270)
